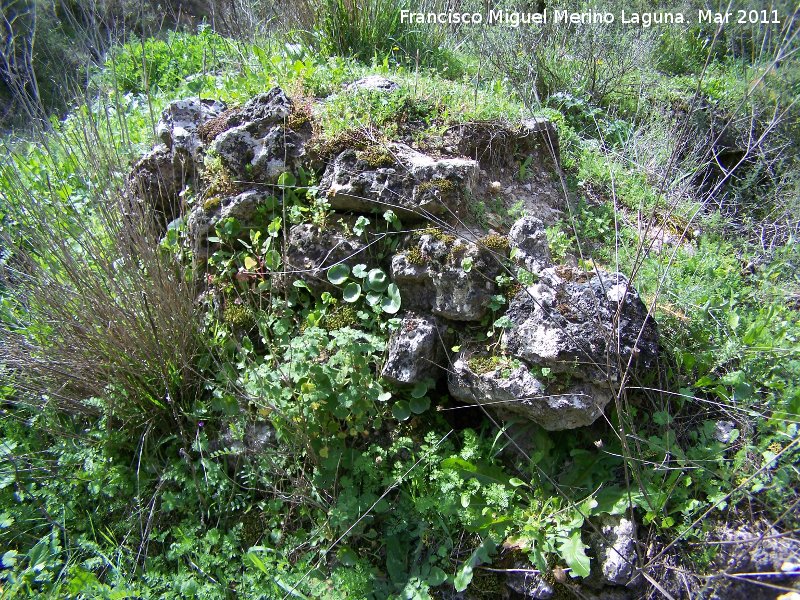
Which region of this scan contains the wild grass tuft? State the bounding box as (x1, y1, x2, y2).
(0, 106, 204, 427)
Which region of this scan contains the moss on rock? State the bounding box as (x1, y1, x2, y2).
(356, 145, 396, 168)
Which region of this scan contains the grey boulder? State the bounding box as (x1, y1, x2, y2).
(345, 75, 400, 92)
(156, 97, 227, 163)
(587, 515, 637, 588)
(285, 216, 373, 294)
(447, 356, 613, 430)
(187, 189, 272, 258)
(381, 313, 445, 385)
(210, 88, 307, 182)
(503, 270, 658, 384)
(319, 143, 478, 219)
(509, 216, 552, 275)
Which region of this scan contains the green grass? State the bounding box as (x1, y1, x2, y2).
(1, 21, 799, 600)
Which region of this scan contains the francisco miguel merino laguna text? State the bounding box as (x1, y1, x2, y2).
(401, 9, 694, 27)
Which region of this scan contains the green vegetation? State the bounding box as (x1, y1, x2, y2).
(356, 145, 397, 168)
(479, 234, 510, 254)
(466, 354, 519, 376)
(0, 4, 798, 599)
(406, 246, 426, 266)
(416, 179, 456, 195)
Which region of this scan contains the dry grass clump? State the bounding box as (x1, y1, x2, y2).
(0, 120, 204, 427)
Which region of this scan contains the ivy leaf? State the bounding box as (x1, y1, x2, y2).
(353, 216, 370, 236)
(410, 380, 429, 398)
(558, 532, 591, 578)
(493, 316, 515, 329)
(0, 511, 13, 529)
(264, 249, 282, 271)
(292, 279, 311, 292)
(383, 209, 401, 230)
(343, 282, 362, 303)
(277, 172, 296, 187)
(337, 547, 358, 567)
(327, 264, 350, 285)
(427, 566, 447, 587)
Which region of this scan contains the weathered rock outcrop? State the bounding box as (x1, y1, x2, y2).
(445, 266, 657, 430)
(509, 216, 551, 275)
(381, 313, 446, 385)
(187, 189, 273, 258)
(127, 145, 189, 221)
(156, 97, 227, 163)
(503, 269, 659, 383)
(391, 231, 506, 321)
(128, 83, 659, 432)
(128, 97, 227, 222)
(704, 521, 800, 600)
(319, 143, 478, 219)
(586, 515, 637, 588)
(345, 75, 400, 92)
(285, 215, 375, 294)
(207, 89, 308, 182)
(448, 357, 612, 430)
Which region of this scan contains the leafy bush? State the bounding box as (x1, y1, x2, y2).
(103, 27, 233, 95)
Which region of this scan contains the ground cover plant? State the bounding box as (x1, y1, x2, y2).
(0, 3, 799, 599)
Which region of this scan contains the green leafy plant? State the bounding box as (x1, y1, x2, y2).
(327, 263, 401, 315)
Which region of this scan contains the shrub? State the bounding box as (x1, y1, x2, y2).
(103, 28, 232, 95)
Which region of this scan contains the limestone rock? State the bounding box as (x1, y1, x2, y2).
(345, 75, 400, 92)
(125, 86, 663, 435)
(505, 561, 554, 599)
(209, 88, 307, 182)
(381, 313, 445, 385)
(390, 232, 504, 321)
(285, 215, 373, 294)
(509, 216, 551, 275)
(156, 97, 227, 163)
(706, 521, 800, 600)
(318, 143, 478, 219)
(503, 270, 658, 384)
(520, 117, 559, 157)
(127, 145, 190, 222)
(430, 261, 494, 321)
(449, 355, 545, 411)
(389, 252, 436, 313)
(587, 516, 637, 587)
(447, 356, 613, 430)
(187, 189, 273, 258)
